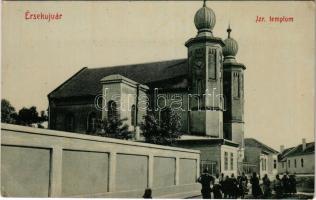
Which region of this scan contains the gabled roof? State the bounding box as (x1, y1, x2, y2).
(48, 58, 188, 99)
(278, 147, 295, 161)
(279, 142, 314, 160)
(245, 138, 279, 154)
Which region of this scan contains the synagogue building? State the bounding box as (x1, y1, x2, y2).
(48, 2, 247, 175)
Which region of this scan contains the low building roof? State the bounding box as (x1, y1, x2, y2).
(279, 142, 314, 161)
(245, 138, 279, 154)
(278, 147, 295, 161)
(48, 58, 188, 99)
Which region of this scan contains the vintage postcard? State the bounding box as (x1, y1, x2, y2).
(1, 0, 315, 199)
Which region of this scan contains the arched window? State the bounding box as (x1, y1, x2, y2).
(301, 158, 304, 167)
(131, 105, 136, 126)
(97, 97, 103, 110)
(288, 160, 291, 168)
(230, 153, 234, 170)
(65, 113, 75, 132)
(107, 100, 117, 119)
(196, 79, 203, 95)
(274, 160, 277, 169)
(224, 152, 228, 170)
(233, 73, 240, 98)
(87, 112, 97, 133)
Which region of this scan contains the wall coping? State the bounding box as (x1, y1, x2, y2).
(1, 123, 200, 154)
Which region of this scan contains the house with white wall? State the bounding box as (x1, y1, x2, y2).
(278, 139, 314, 175)
(244, 138, 279, 180)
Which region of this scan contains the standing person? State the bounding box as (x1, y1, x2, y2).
(197, 169, 213, 199)
(213, 173, 222, 199)
(222, 175, 230, 198)
(237, 175, 242, 198)
(239, 172, 248, 198)
(262, 174, 271, 198)
(289, 174, 297, 195)
(230, 174, 238, 198)
(250, 172, 262, 198)
(274, 174, 283, 198)
(219, 173, 225, 188)
(281, 173, 289, 196)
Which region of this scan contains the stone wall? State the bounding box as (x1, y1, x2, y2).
(1, 123, 200, 198)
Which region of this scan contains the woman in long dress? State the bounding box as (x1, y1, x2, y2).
(250, 172, 262, 198)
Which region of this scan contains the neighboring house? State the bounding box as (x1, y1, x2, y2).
(278, 139, 315, 175)
(244, 138, 279, 179)
(176, 136, 239, 176)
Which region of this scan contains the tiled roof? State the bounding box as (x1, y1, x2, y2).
(278, 147, 295, 161)
(48, 58, 188, 99)
(245, 138, 279, 154)
(280, 142, 314, 159)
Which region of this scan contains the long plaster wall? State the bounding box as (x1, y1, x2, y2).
(1, 123, 200, 198)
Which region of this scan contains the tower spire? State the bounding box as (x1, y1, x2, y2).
(227, 23, 232, 38)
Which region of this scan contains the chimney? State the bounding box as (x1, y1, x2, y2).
(302, 138, 306, 151)
(280, 145, 285, 152)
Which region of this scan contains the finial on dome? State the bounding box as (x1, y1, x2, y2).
(203, 0, 206, 7)
(223, 24, 239, 59)
(227, 24, 232, 38)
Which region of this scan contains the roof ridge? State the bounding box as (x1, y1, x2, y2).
(245, 138, 278, 153)
(87, 58, 186, 70)
(284, 142, 315, 157)
(306, 141, 315, 145)
(48, 67, 88, 98)
(282, 145, 298, 157)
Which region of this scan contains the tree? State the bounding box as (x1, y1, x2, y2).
(141, 109, 182, 145)
(141, 112, 162, 144)
(1, 99, 48, 127)
(1, 99, 17, 123)
(18, 106, 39, 125)
(38, 110, 48, 123)
(94, 116, 133, 140)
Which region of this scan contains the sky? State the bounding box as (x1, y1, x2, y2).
(2, 1, 315, 150)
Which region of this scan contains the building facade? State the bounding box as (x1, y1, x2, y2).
(48, 2, 246, 175)
(244, 138, 279, 179)
(278, 139, 315, 175)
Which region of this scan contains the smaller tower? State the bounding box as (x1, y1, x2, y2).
(222, 25, 246, 148)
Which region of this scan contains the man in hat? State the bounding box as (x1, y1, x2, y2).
(197, 168, 214, 199)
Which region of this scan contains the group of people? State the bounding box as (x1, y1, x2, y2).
(197, 169, 249, 199)
(251, 172, 297, 199)
(197, 169, 297, 199)
(274, 173, 297, 198)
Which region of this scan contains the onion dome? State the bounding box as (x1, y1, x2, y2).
(223, 25, 239, 57)
(194, 1, 216, 33)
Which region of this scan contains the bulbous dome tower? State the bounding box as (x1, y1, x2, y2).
(194, 1, 216, 36)
(223, 25, 239, 58)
